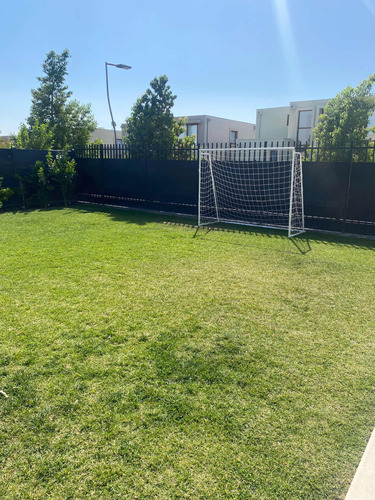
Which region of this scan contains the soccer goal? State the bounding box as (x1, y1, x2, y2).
(198, 147, 305, 238)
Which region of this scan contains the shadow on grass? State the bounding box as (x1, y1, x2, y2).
(190, 224, 312, 255)
(77, 203, 375, 251)
(6, 202, 374, 252)
(5, 203, 76, 217)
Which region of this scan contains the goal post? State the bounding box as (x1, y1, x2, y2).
(198, 147, 305, 238)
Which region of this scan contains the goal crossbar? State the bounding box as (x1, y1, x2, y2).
(198, 147, 305, 238)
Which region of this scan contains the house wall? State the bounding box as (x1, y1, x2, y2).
(177, 115, 256, 145)
(90, 128, 123, 145)
(254, 99, 329, 143)
(289, 99, 329, 142)
(255, 107, 289, 140)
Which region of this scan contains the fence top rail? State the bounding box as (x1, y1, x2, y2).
(200, 147, 296, 152)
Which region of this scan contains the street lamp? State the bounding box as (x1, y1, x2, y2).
(105, 62, 132, 145)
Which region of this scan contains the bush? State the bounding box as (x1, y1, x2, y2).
(46, 151, 76, 206)
(0, 178, 13, 208)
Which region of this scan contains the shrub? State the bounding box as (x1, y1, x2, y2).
(0, 177, 13, 208)
(47, 151, 76, 206)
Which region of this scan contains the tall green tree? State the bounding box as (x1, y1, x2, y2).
(124, 75, 191, 154)
(17, 50, 97, 149)
(28, 50, 72, 131)
(313, 74, 375, 146)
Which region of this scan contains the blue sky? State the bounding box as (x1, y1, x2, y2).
(1, 0, 374, 135)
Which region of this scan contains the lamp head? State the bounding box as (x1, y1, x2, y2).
(106, 62, 132, 70)
(116, 64, 131, 70)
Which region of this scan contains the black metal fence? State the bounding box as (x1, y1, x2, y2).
(73, 144, 199, 161)
(73, 141, 375, 164)
(297, 141, 375, 163)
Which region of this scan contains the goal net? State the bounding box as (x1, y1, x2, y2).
(198, 147, 305, 238)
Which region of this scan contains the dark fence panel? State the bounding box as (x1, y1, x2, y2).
(344, 163, 375, 235)
(302, 161, 375, 235)
(0, 149, 51, 188)
(303, 162, 350, 232)
(76, 158, 148, 210)
(102, 159, 147, 198)
(146, 160, 198, 213)
(76, 157, 198, 215)
(76, 158, 103, 194)
(0, 149, 13, 188)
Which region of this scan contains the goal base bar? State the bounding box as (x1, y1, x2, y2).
(198, 219, 305, 238)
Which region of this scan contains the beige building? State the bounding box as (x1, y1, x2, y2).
(246, 98, 375, 145)
(177, 115, 256, 146)
(90, 128, 124, 145)
(254, 99, 329, 145)
(92, 116, 256, 147)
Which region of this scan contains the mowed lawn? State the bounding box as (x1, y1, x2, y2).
(0, 206, 374, 499)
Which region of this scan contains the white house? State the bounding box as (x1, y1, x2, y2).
(241, 98, 375, 145)
(90, 128, 124, 145)
(176, 115, 256, 146)
(92, 116, 256, 146)
(253, 99, 329, 145)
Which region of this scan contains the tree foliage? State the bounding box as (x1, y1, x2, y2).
(0, 132, 10, 148)
(14, 50, 97, 150)
(0, 178, 13, 207)
(33, 160, 53, 208)
(313, 74, 375, 146)
(28, 50, 72, 129)
(124, 75, 193, 154)
(11, 120, 54, 150)
(46, 151, 76, 206)
(28, 151, 76, 207)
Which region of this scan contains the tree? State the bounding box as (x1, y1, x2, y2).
(125, 75, 191, 154)
(313, 74, 375, 147)
(10, 120, 54, 150)
(18, 50, 97, 149)
(0, 132, 10, 148)
(28, 50, 72, 131)
(32, 160, 54, 208)
(0, 178, 13, 207)
(91, 137, 104, 145)
(46, 151, 76, 206)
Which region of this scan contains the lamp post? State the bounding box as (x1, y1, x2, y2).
(105, 62, 132, 145)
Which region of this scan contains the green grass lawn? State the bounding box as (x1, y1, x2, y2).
(1, 206, 374, 499)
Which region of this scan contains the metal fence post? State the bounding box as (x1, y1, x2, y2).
(342, 140, 354, 233)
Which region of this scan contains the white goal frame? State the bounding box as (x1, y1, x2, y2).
(198, 147, 305, 238)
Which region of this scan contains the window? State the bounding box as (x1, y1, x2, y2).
(286, 114, 290, 126)
(187, 124, 198, 144)
(230, 130, 238, 144)
(297, 110, 313, 145)
(187, 124, 198, 137)
(319, 108, 324, 115)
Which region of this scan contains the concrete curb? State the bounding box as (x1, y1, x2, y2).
(345, 426, 375, 499)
